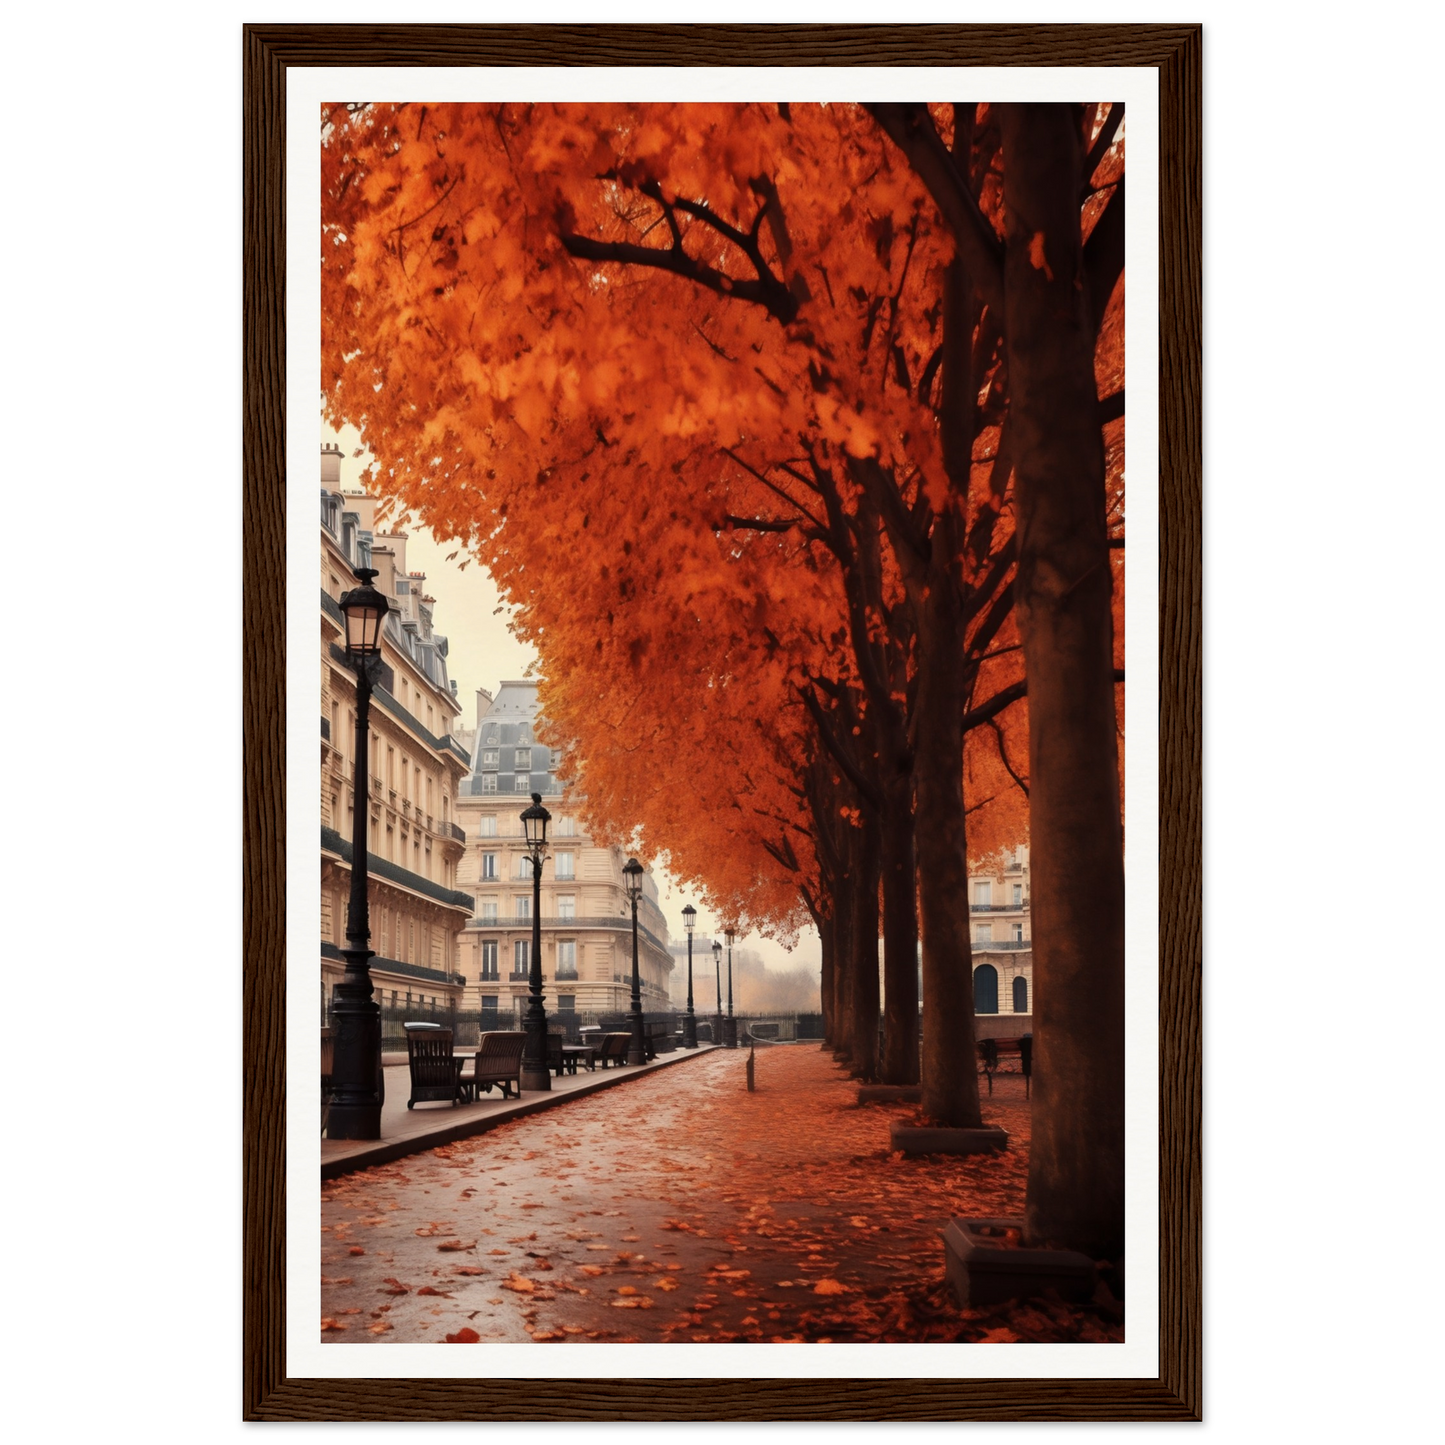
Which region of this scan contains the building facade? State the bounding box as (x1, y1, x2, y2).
(453, 681, 674, 1020)
(969, 843, 1033, 1027)
(319, 443, 475, 1017)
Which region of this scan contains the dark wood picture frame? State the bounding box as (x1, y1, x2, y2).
(243, 23, 1200, 1421)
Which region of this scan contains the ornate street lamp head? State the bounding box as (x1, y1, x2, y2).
(338, 567, 389, 658)
(725, 927, 736, 947)
(520, 792, 551, 862)
(712, 939, 722, 963)
(682, 904, 697, 934)
(622, 856, 644, 904)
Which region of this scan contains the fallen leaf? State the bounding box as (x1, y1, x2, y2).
(813, 1279, 848, 1296)
(501, 1274, 537, 1293)
(348, 1247, 365, 1256)
(416, 1286, 454, 1298)
(978, 1327, 1021, 1343)
(368, 1320, 394, 1335)
(656, 1277, 679, 1292)
(437, 1239, 477, 1252)
(580, 1265, 605, 1277)
(444, 1327, 482, 1343)
(379, 1279, 410, 1296)
(319, 1318, 347, 1332)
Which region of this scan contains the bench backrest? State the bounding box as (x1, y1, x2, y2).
(599, 1032, 631, 1060)
(475, 1031, 526, 1070)
(407, 1027, 456, 1085)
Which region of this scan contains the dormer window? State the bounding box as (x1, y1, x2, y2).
(516, 748, 531, 769)
(482, 750, 499, 767)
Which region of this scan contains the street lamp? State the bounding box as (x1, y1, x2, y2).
(681, 905, 698, 1048)
(519, 792, 552, 1092)
(712, 939, 723, 1049)
(328, 566, 390, 1140)
(724, 927, 738, 1048)
(623, 858, 647, 1065)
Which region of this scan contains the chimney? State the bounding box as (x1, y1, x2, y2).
(379, 530, 407, 576)
(476, 687, 494, 729)
(320, 442, 344, 492)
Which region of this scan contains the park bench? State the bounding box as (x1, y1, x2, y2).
(405, 1023, 465, 1109)
(593, 1033, 632, 1068)
(977, 1035, 1034, 1097)
(458, 1030, 526, 1101)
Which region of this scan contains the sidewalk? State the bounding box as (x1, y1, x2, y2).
(321, 1043, 721, 1179)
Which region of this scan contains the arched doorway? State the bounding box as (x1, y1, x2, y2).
(973, 963, 999, 1014)
(1013, 975, 1029, 1014)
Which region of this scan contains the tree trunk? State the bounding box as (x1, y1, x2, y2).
(914, 582, 985, 1126)
(830, 868, 855, 1065)
(817, 909, 835, 1046)
(847, 816, 881, 1081)
(1000, 103, 1126, 1259)
(877, 776, 920, 1084)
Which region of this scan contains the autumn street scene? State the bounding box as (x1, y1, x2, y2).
(318, 101, 1127, 1347)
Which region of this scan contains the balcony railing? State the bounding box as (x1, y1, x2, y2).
(971, 937, 1031, 950)
(465, 913, 670, 955)
(320, 940, 462, 987)
(555, 969, 579, 982)
(319, 826, 476, 913)
(969, 901, 1029, 912)
(509, 968, 530, 981)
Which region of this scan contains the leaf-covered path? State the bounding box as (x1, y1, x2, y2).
(320, 1045, 1122, 1344)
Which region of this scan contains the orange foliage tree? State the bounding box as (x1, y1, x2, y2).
(322, 100, 1124, 1255)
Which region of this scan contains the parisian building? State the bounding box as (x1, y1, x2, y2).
(969, 842, 1033, 1026)
(453, 680, 675, 1020)
(318, 443, 475, 1018)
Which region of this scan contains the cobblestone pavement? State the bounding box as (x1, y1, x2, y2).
(321, 1045, 1120, 1344)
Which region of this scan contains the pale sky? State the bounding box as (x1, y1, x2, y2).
(323, 421, 821, 981)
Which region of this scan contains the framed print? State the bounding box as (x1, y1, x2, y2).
(239, 16, 1208, 1427)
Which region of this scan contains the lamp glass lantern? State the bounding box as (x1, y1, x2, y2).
(520, 792, 551, 860)
(623, 856, 644, 902)
(682, 904, 697, 934)
(338, 567, 388, 658)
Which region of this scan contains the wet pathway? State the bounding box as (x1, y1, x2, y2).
(321, 1045, 1119, 1344)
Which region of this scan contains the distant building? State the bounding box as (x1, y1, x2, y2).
(318, 444, 474, 1018)
(453, 681, 674, 1020)
(969, 843, 1033, 1026)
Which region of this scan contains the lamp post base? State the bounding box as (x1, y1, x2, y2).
(723, 1016, 738, 1049)
(682, 1011, 698, 1048)
(522, 998, 551, 1093)
(627, 1008, 647, 1066)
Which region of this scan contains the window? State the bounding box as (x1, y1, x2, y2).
(515, 896, 531, 921)
(973, 881, 991, 906)
(482, 750, 499, 767)
(481, 852, 497, 880)
(478, 815, 497, 837)
(1012, 923, 1024, 942)
(1012, 883, 1023, 906)
(480, 773, 497, 794)
(514, 773, 530, 794)
(555, 851, 575, 880)
(1013, 975, 1029, 1013)
(976, 923, 993, 942)
(973, 963, 999, 1014)
(481, 994, 499, 1011)
(557, 895, 576, 920)
(516, 748, 532, 769)
(480, 940, 498, 979)
(516, 853, 532, 879)
(481, 899, 498, 922)
(513, 939, 531, 974)
(556, 815, 576, 837)
(556, 940, 577, 979)
(556, 994, 576, 1013)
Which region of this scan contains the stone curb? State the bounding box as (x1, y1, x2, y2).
(890, 1122, 1009, 1156)
(942, 1217, 1097, 1307)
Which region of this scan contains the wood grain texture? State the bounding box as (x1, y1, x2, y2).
(242, 23, 1201, 1421)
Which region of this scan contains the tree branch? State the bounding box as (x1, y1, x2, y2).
(864, 103, 1006, 319)
(559, 232, 799, 324)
